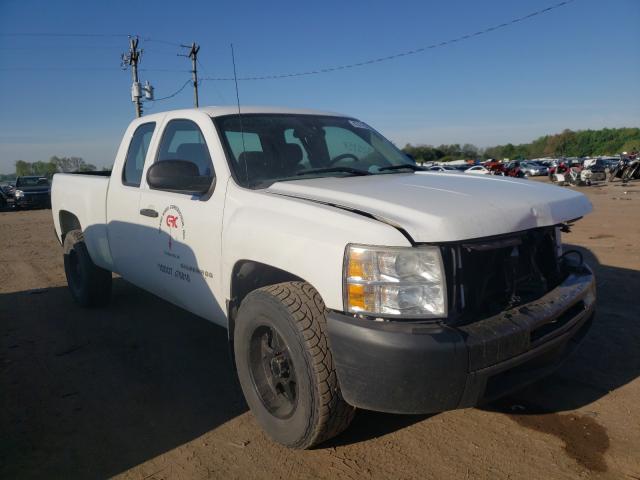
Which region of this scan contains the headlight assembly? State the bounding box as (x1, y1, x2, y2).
(344, 244, 447, 319)
(14, 190, 24, 198)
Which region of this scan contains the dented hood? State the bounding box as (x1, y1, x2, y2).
(267, 172, 592, 242)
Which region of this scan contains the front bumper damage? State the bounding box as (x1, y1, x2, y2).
(326, 265, 595, 414)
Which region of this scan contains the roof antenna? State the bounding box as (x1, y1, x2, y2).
(231, 43, 248, 184)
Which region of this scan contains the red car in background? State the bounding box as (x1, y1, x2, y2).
(484, 160, 506, 175)
(505, 161, 526, 178)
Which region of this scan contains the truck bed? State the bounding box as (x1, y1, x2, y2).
(67, 170, 112, 177)
(51, 172, 113, 271)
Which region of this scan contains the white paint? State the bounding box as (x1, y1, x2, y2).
(52, 107, 593, 326)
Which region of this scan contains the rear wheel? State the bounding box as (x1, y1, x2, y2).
(234, 281, 355, 448)
(63, 229, 112, 307)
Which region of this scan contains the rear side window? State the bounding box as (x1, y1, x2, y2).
(123, 122, 155, 187)
(156, 119, 214, 176)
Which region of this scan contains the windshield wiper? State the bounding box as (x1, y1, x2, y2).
(296, 167, 371, 177)
(378, 163, 425, 172)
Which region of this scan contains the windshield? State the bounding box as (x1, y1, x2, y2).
(215, 114, 412, 188)
(16, 177, 49, 188)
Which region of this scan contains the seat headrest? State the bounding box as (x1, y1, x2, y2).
(176, 143, 208, 162)
(280, 144, 303, 167)
(176, 143, 211, 175)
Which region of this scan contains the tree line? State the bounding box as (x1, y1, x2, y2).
(12, 156, 99, 179)
(403, 127, 640, 163)
(2, 127, 638, 180)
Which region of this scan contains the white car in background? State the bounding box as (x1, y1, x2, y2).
(427, 165, 458, 172)
(464, 165, 491, 175)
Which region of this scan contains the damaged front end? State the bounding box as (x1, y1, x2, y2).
(326, 223, 595, 414)
(440, 224, 578, 325)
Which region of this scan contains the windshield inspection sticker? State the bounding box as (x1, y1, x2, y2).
(349, 120, 371, 129)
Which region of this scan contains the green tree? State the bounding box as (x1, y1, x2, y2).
(32, 161, 58, 177)
(15, 160, 32, 176)
(50, 155, 95, 173)
(620, 139, 640, 153)
(12, 156, 98, 179)
(461, 143, 479, 158)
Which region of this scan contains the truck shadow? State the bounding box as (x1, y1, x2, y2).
(1, 240, 638, 474)
(0, 278, 247, 479)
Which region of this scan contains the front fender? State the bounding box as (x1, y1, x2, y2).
(221, 185, 410, 310)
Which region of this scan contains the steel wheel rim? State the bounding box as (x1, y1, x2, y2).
(248, 323, 298, 419)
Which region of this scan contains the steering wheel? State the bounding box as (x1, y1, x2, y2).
(328, 153, 359, 166)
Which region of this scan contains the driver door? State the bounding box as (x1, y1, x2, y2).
(135, 115, 225, 322)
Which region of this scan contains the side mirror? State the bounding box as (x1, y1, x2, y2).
(146, 160, 213, 195)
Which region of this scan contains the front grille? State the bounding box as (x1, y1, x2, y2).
(441, 227, 564, 324)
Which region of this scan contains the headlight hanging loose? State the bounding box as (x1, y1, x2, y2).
(344, 244, 447, 319)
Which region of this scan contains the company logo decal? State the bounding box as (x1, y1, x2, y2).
(156, 205, 213, 283)
(158, 205, 186, 251)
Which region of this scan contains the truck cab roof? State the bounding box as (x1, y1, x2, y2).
(139, 105, 349, 122)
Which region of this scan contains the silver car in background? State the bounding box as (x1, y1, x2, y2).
(520, 161, 549, 176)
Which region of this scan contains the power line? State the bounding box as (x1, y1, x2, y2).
(140, 36, 183, 48)
(0, 32, 130, 38)
(201, 0, 576, 82)
(150, 78, 192, 102)
(0, 32, 183, 48)
(0, 66, 189, 72)
(196, 57, 227, 104)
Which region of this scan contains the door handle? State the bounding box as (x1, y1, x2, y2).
(139, 208, 158, 218)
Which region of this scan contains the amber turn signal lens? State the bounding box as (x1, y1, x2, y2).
(347, 284, 365, 310)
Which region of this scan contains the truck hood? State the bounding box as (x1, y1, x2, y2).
(266, 172, 592, 242)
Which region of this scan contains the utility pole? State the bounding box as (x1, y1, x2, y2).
(180, 42, 200, 108)
(121, 37, 143, 117)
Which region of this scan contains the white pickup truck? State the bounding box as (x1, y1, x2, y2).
(52, 106, 596, 448)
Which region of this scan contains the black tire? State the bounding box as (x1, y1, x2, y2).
(63, 229, 112, 307)
(234, 281, 355, 449)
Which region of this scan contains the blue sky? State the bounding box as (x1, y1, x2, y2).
(1, 0, 638, 172)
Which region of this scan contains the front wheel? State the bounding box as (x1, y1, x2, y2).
(63, 229, 112, 307)
(234, 282, 355, 449)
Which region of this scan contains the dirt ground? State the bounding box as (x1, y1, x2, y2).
(1, 179, 639, 480)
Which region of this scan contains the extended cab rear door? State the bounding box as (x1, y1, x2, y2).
(106, 119, 158, 286)
(135, 112, 226, 323)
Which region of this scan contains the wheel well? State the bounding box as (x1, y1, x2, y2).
(59, 210, 81, 243)
(228, 260, 305, 353)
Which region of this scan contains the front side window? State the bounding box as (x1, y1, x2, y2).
(123, 122, 155, 187)
(156, 119, 214, 176)
(215, 114, 411, 188)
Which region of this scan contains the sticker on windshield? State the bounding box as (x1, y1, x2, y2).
(349, 120, 371, 129)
